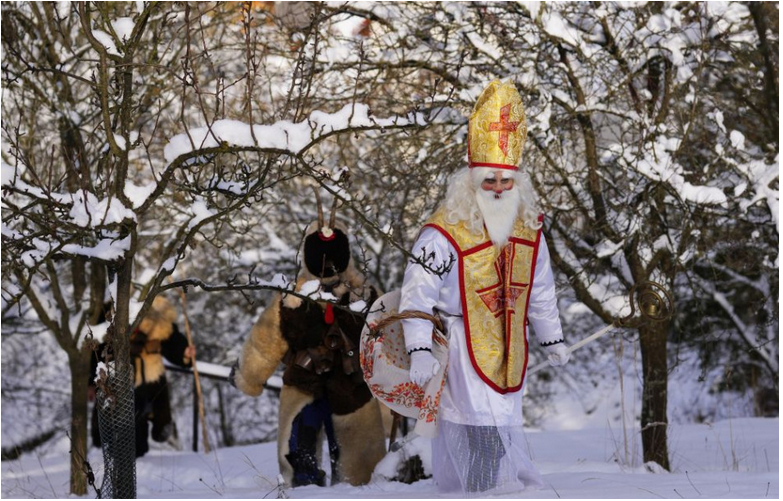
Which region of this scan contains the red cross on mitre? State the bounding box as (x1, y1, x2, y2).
(488, 103, 519, 157)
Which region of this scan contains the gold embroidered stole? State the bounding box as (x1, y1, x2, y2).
(425, 209, 542, 393)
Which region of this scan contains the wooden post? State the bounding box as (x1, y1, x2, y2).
(176, 288, 211, 454)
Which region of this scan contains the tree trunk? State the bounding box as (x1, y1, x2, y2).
(68, 348, 92, 495)
(106, 256, 138, 498)
(638, 320, 670, 470)
(747, 2, 779, 145)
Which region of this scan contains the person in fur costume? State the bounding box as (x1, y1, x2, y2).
(231, 195, 387, 488)
(90, 296, 195, 457)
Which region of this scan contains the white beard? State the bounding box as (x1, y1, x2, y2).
(475, 187, 521, 248)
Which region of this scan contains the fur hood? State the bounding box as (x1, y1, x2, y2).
(134, 296, 178, 386)
(283, 220, 374, 309)
(138, 296, 177, 342)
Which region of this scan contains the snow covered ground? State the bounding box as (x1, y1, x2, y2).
(2, 417, 777, 499)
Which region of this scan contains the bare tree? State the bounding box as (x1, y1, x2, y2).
(1, 2, 426, 494)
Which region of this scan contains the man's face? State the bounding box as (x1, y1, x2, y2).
(472, 168, 521, 247)
(480, 171, 515, 198)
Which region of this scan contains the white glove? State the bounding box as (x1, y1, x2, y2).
(409, 349, 440, 387)
(544, 342, 570, 367)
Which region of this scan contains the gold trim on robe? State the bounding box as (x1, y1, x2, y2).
(424, 209, 542, 393)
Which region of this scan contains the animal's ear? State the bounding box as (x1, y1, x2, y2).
(328, 197, 338, 228)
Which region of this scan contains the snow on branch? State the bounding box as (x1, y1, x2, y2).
(163, 104, 428, 164)
(61, 235, 131, 262)
(696, 276, 778, 376)
(66, 191, 136, 228)
(736, 155, 780, 237)
(2, 161, 136, 228)
(737, 155, 780, 268)
(629, 136, 728, 207)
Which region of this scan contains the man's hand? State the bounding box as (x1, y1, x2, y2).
(545, 343, 570, 367)
(409, 349, 440, 387)
(184, 345, 196, 361)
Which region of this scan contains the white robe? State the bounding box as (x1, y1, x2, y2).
(399, 226, 564, 492)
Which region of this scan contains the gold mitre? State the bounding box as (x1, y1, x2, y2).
(468, 80, 527, 170)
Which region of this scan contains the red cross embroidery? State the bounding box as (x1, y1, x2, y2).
(488, 104, 519, 157)
(477, 246, 527, 318)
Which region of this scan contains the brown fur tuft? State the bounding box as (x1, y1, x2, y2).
(331, 399, 387, 485)
(234, 298, 289, 396)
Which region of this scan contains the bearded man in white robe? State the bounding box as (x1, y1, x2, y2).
(399, 80, 569, 494)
